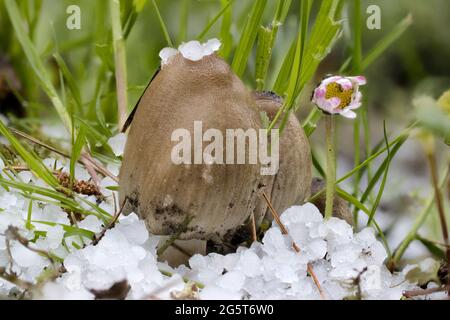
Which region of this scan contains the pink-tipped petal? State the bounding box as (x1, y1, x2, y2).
(314, 86, 326, 99)
(321, 75, 342, 86)
(336, 78, 353, 90)
(327, 97, 342, 113)
(348, 76, 366, 86)
(341, 109, 357, 119)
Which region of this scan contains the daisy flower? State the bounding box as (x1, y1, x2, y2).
(312, 75, 366, 119)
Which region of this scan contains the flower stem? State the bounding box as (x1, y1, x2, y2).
(325, 115, 336, 220)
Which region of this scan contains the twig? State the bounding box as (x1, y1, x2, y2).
(250, 213, 257, 243)
(92, 197, 128, 245)
(0, 267, 33, 290)
(262, 192, 326, 299)
(81, 152, 119, 183)
(4, 226, 55, 266)
(426, 152, 450, 296)
(403, 286, 447, 298)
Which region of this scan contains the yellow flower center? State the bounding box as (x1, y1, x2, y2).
(325, 82, 353, 109)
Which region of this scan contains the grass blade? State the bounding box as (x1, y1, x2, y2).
(362, 14, 413, 71)
(0, 121, 59, 188)
(4, 0, 72, 132)
(367, 122, 391, 225)
(197, 0, 235, 41)
(151, 0, 174, 47)
(231, 0, 267, 77)
(111, 0, 129, 128)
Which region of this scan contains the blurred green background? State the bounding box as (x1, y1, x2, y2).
(1, 0, 450, 124)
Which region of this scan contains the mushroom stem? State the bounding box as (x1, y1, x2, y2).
(324, 115, 336, 220)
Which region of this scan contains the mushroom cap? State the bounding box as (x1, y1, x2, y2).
(120, 53, 270, 242)
(253, 92, 312, 222)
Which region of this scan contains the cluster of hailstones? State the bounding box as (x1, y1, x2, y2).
(0, 151, 429, 300)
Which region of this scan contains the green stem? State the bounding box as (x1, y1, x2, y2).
(325, 115, 336, 220)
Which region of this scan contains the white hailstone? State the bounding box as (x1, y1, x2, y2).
(364, 241, 388, 265)
(74, 164, 91, 181)
(39, 281, 94, 300)
(216, 270, 245, 292)
(281, 203, 323, 226)
(78, 215, 104, 233)
(354, 227, 377, 247)
(100, 176, 118, 198)
(199, 285, 242, 300)
(0, 212, 23, 234)
(0, 193, 18, 209)
(108, 133, 127, 157)
(10, 243, 48, 268)
(359, 265, 382, 294)
(18, 171, 33, 183)
(324, 218, 353, 253)
(306, 238, 327, 260)
(262, 228, 288, 255)
(204, 38, 221, 53)
(236, 250, 261, 277)
(189, 254, 208, 270)
(41, 204, 71, 225)
(275, 264, 298, 283)
(115, 213, 148, 245)
(160, 39, 221, 64)
(35, 225, 65, 250)
(178, 41, 206, 61)
(41, 124, 70, 142)
(106, 162, 121, 176)
(159, 47, 178, 65)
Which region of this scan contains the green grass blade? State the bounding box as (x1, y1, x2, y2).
(151, 0, 174, 47)
(255, 26, 273, 90)
(362, 14, 413, 71)
(255, 0, 292, 90)
(231, 0, 267, 77)
(53, 53, 83, 116)
(111, 0, 129, 128)
(367, 122, 391, 225)
(70, 125, 87, 188)
(4, 0, 72, 132)
(0, 121, 59, 188)
(197, 0, 235, 41)
(219, 0, 233, 59)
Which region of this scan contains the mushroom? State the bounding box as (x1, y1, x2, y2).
(120, 52, 272, 243)
(253, 91, 312, 223)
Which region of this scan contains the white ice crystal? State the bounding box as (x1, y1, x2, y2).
(108, 133, 127, 157)
(159, 38, 221, 65)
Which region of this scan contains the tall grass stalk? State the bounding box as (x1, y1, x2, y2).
(111, 0, 129, 128)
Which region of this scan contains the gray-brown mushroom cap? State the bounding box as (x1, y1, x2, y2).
(253, 92, 312, 221)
